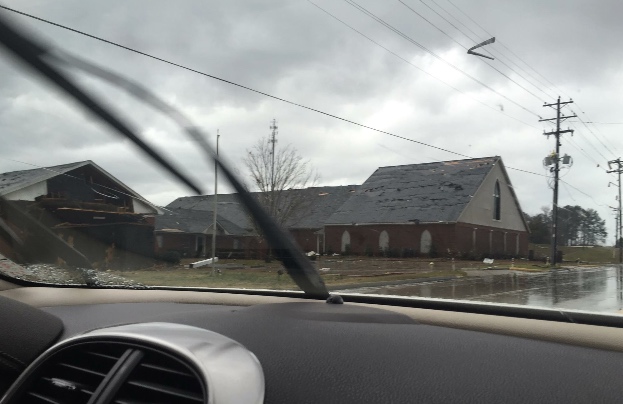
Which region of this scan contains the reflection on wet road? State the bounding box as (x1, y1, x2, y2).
(342, 266, 623, 314)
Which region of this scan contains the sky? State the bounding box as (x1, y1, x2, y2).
(0, 0, 622, 242)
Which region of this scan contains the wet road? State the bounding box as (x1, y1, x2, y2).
(339, 266, 623, 314)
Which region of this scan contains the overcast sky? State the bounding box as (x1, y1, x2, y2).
(1, 0, 622, 241)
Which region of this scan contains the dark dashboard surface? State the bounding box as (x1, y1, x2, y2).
(38, 301, 623, 403)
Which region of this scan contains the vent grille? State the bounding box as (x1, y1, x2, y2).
(112, 349, 204, 404)
(18, 342, 127, 404)
(10, 341, 205, 404)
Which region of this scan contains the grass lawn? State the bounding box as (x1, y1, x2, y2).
(110, 257, 468, 289)
(109, 248, 619, 290)
(530, 244, 620, 264)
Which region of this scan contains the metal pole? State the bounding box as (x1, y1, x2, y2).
(211, 130, 220, 275)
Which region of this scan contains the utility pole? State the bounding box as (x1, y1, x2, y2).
(608, 158, 623, 264)
(211, 130, 220, 275)
(269, 119, 278, 194)
(611, 206, 619, 259)
(539, 97, 576, 266)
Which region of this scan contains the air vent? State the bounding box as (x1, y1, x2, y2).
(112, 348, 204, 404)
(4, 323, 263, 404)
(8, 341, 205, 404)
(17, 342, 127, 404)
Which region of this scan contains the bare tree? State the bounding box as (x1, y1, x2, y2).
(243, 137, 318, 229)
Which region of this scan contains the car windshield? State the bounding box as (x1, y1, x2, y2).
(1, 1, 623, 314)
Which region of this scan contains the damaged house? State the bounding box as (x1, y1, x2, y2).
(0, 161, 159, 267)
(154, 208, 252, 259)
(162, 156, 528, 259)
(165, 186, 359, 256)
(324, 156, 530, 258)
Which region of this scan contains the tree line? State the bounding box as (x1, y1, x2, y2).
(524, 206, 608, 246)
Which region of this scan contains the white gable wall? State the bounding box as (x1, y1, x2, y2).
(457, 163, 527, 231)
(3, 181, 47, 201)
(132, 197, 159, 214)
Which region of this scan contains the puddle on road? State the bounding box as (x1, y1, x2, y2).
(340, 266, 623, 314)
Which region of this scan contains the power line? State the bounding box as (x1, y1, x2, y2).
(560, 179, 609, 208)
(0, 4, 478, 160)
(570, 110, 621, 157)
(441, 0, 619, 158)
(400, 0, 549, 102)
(444, 0, 565, 97)
(432, 0, 559, 99)
(0, 4, 606, 208)
(343, 0, 540, 117)
(307, 0, 536, 128)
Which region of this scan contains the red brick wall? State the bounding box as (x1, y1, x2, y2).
(325, 223, 529, 258)
(156, 232, 266, 259)
(289, 229, 322, 253)
(325, 223, 455, 256)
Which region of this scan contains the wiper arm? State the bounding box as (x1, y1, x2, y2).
(0, 13, 329, 298)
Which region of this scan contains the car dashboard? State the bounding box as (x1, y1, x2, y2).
(2, 283, 623, 403)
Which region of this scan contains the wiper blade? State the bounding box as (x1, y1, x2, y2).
(0, 13, 329, 298)
(0, 197, 97, 285)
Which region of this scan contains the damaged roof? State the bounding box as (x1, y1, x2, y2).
(284, 186, 360, 228)
(155, 208, 248, 236)
(326, 157, 499, 225)
(0, 161, 89, 196)
(167, 194, 253, 230)
(0, 160, 160, 214)
(167, 185, 360, 230)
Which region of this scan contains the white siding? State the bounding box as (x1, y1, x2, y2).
(4, 181, 47, 201)
(457, 164, 527, 231)
(132, 198, 157, 214)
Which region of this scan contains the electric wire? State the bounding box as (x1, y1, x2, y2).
(307, 0, 536, 128)
(570, 109, 621, 157)
(424, 0, 559, 100)
(343, 0, 540, 117)
(400, 0, 548, 102)
(0, 4, 530, 160)
(0, 4, 611, 215)
(441, 0, 620, 160)
(444, 0, 564, 97)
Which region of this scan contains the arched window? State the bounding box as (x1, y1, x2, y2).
(341, 231, 351, 253)
(493, 180, 501, 220)
(379, 230, 389, 251)
(420, 230, 432, 254)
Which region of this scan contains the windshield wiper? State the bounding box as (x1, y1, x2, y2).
(0, 13, 329, 298)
